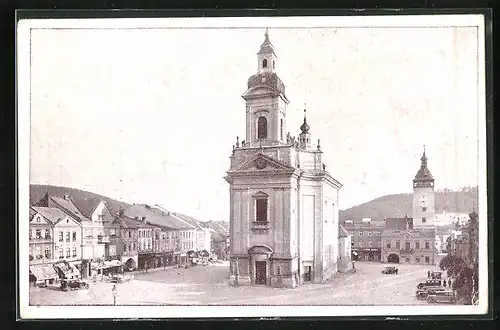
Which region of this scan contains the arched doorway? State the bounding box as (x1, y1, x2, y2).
(125, 258, 136, 270)
(248, 245, 273, 285)
(387, 254, 400, 264)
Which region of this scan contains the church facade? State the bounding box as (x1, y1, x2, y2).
(224, 30, 342, 288)
(381, 148, 436, 265)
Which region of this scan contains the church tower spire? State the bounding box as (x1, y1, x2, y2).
(257, 27, 277, 74)
(298, 109, 312, 149)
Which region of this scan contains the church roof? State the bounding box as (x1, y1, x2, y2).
(246, 72, 286, 96)
(257, 28, 276, 56)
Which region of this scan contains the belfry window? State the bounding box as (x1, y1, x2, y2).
(257, 116, 268, 139)
(262, 59, 268, 68)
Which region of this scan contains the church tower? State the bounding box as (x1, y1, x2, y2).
(225, 29, 342, 288)
(412, 146, 435, 228)
(243, 28, 289, 147)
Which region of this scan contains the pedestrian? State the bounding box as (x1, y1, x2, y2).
(443, 280, 447, 287)
(111, 284, 117, 306)
(427, 270, 430, 278)
(448, 278, 452, 288)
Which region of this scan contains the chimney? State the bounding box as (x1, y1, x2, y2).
(134, 216, 139, 221)
(63, 194, 70, 201)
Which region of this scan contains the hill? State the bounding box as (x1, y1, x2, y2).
(340, 186, 478, 221)
(30, 184, 131, 215)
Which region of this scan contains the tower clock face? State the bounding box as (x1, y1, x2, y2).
(419, 194, 429, 207)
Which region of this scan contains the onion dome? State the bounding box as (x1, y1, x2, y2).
(247, 72, 286, 95)
(414, 146, 434, 182)
(300, 110, 310, 133)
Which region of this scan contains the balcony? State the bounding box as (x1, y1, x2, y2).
(251, 221, 270, 232)
(29, 236, 52, 243)
(97, 235, 111, 244)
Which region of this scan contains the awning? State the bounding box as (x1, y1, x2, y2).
(54, 262, 80, 278)
(92, 260, 123, 270)
(30, 264, 58, 280)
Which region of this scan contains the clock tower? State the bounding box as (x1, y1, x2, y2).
(412, 146, 435, 228)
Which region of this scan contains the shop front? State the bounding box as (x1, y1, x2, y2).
(352, 248, 381, 262)
(29, 263, 59, 286)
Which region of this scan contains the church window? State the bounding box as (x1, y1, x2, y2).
(256, 199, 268, 223)
(422, 217, 427, 223)
(386, 241, 391, 249)
(257, 116, 268, 139)
(280, 119, 283, 140)
(395, 241, 400, 249)
(425, 256, 430, 263)
(262, 59, 268, 68)
(415, 241, 420, 249)
(422, 207, 427, 212)
(425, 241, 430, 249)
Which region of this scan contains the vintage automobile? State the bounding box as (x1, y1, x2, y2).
(416, 287, 446, 300)
(430, 271, 443, 279)
(382, 266, 398, 274)
(60, 279, 90, 291)
(110, 274, 134, 283)
(416, 279, 443, 289)
(427, 290, 456, 304)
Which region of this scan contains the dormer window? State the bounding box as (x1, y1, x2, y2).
(257, 116, 268, 139)
(262, 59, 268, 68)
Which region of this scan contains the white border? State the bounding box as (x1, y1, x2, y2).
(17, 15, 488, 319)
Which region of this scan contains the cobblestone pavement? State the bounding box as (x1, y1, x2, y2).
(29, 261, 446, 306)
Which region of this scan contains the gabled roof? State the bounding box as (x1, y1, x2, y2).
(123, 204, 194, 230)
(70, 197, 102, 219)
(36, 194, 89, 222)
(114, 215, 139, 229)
(31, 206, 73, 225)
(338, 224, 350, 238)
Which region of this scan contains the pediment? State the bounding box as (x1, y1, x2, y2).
(235, 153, 294, 172)
(30, 214, 48, 224)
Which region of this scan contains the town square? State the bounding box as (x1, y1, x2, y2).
(20, 15, 485, 316)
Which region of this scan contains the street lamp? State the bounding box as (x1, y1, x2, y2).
(111, 284, 117, 306)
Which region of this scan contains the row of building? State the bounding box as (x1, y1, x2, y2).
(29, 193, 229, 284)
(343, 217, 466, 264)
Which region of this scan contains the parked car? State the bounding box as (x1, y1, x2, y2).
(382, 266, 398, 274)
(430, 271, 443, 279)
(60, 279, 89, 291)
(417, 279, 442, 289)
(427, 290, 456, 304)
(416, 287, 446, 300)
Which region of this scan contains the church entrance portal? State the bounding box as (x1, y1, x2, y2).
(255, 261, 267, 285)
(387, 254, 400, 264)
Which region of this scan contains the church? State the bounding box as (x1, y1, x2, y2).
(224, 29, 343, 288)
(381, 148, 436, 265)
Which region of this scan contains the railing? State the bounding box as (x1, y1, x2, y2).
(251, 221, 270, 231)
(29, 236, 52, 242)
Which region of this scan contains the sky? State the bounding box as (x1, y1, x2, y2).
(29, 21, 481, 222)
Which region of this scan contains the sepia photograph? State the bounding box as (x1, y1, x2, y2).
(17, 14, 488, 319)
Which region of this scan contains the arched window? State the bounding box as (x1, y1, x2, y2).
(262, 59, 268, 68)
(280, 118, 283, 140)
(257, 116, 268, 139)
